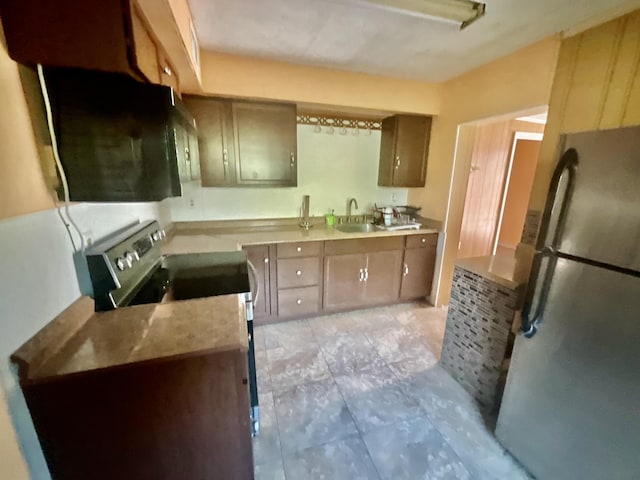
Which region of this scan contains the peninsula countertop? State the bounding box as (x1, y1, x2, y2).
(12, 294, 248, 384)
(454, 246, 535, 290)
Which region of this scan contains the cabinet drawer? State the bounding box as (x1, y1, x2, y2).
(278, 286, 319, 317)
(325, 236, 404, 255)
(277, 241, 322, 258)
(277, 257, 320, 288)
(406, 233, 438, 249)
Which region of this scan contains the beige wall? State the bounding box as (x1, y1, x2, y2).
(0, 390, 28, 480)
(0, 24, 56, 220)
(529, 10, 640, 211)
(409, 36, 561, 305)
(199, 50, 442, 115)
(498, 139, 541, 249)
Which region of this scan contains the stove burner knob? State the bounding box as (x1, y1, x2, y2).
(124, 251, 135, 268)
(159, 229, 166, 239)
(151, 231, 161, 242)
(116, 258, 126, 271)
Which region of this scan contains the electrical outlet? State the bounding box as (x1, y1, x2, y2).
(189, 198, 195, 208)
(391, 193, 398, 202)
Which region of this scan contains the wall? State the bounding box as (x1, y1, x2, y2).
(529, 10, 640, 212)
(168, 124, 408, 221)
(498, 139, 541, 249)
(409, 36, 561, 305)
(199, 50, 442, 115)
(0, 24, 55, 220)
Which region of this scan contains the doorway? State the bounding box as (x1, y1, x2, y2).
(457, 113, 545, 259)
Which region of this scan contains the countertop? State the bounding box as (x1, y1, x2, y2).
(13, 217, 442, 384)
(162, 220, 441, 255)
(454, 246, 535, 290)
(12, 294, 248, 383)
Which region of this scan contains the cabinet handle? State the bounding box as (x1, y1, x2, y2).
(223, 149, 228, 165)
(395, 156, 400, 169)
(264, 257, 269, 264)
(290, 152, 296, 166)
(296, 270, 302, 276)
(296, 299, 302, 305)
(363, 267, 369, 281)
(403, 263, 409, 276)
(358, 268, 364, 282)
(185, 147, 190, 160)
(421, 237, 426, 243)
(296, 246, 302, 252)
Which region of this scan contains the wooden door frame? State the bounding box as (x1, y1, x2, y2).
(492, 131, 544, 255)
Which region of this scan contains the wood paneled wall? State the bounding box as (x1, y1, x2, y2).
(458, 120, 544, 259)
(529, 10, 640, 210)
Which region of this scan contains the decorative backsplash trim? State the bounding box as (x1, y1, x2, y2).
(296, 113, 383, 131)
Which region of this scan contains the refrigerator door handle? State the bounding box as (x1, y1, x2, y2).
(521, 248, 557, 338)
(536, 148, 579, 250)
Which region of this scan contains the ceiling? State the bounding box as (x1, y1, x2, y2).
(188, 0, 639, 82)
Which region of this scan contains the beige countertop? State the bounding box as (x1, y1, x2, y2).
(454, 246, 535, 290)
(12, 294, 248, 383)
(162, 221, 441, 255)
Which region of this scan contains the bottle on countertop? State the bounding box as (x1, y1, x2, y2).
(383, 207, 393, 226)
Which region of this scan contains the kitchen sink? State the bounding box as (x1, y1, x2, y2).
(335, 223, 377, 233)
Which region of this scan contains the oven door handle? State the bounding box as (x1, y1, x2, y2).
(247, 259, 259, 307)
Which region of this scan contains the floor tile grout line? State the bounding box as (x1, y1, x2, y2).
(319, 344, 385, 480)
(258, 303, 495, 479)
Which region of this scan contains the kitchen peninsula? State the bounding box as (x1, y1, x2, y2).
(440, 249, 533, 411)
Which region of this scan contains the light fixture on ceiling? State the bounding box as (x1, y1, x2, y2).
(358, 0, 486, 29)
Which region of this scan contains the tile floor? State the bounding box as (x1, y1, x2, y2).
(252, 302, 531, 480)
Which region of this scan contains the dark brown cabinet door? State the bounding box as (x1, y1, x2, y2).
(184, 97, 234, 186)
(363, 250, 403, 304)
(232, 102, 297, 186)
(244, 245, 271, 319)
(400, 247, 436, 300)
(323, 254, 365, 310)
(378, 115, 432, 187)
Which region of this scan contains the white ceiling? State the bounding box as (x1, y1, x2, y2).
(188, 0, 639, 82)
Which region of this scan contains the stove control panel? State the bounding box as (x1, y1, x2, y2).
(86, 220, 165, 307)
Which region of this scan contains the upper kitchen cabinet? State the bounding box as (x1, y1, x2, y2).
(232, 101, 297, 186)
(184, 96, 298, 187)
(0, 0, 199, 91)
(378, 115, 432, 187)
(184, 97, 234, 186)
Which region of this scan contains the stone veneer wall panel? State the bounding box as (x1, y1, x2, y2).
(440, 266, 521, 410)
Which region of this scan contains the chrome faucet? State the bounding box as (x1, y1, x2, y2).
(346, 198, 358, 222)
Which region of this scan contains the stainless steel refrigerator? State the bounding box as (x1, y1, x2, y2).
(496, 125, 640, 480)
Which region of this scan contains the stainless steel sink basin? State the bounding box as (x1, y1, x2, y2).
(335, 223, 377, 233)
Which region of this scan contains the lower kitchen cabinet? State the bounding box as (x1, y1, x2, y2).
(400, 233, 437, 300)
(323, 253, 365, 310)
(245, 234, 437, 322)
(244, 245, 274, 321)
(22, 350, 253, 480)
(275, 241, 323, 319)
(323, 237, 404, 311)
